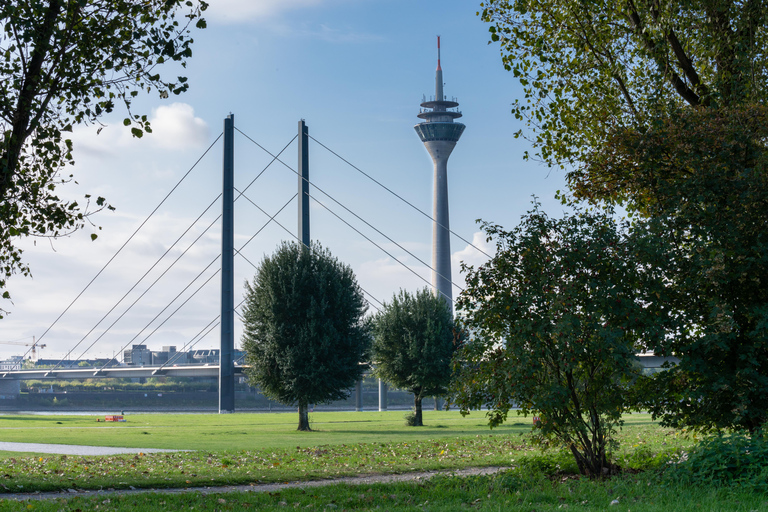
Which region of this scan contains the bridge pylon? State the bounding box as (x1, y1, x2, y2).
(219, 114, 235, 413)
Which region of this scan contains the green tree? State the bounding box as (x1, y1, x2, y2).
(372, 288, 458, 427)
(241, 242, 370, 431)
(603, 106, 768, 433)
(452, 203, 672, 476)
(481, 0, 768, 432)
(480, 0, 767, 177)
(0, 0, 208, 316)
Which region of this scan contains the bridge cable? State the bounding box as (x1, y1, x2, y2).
(234, 134, 297, 202)
(307, 189, 463, 293)
(93, 261, 220, 374)
(50, 134, 295, 365)
(234, 129, 456, 299)
(73, 133, 294, 362)
(234, 189, 384, 311)
(99, 193, 298, 372)
(71, 212, 223, 363)
(57, 196, 223, 365)
(135, 270, 221, 348)
(308, 134, 491, 258)
(144, 192, 299, 374)
(308, 192, 456, 303)
(151, 316, 220, 373)
(31, 133, 223, 355)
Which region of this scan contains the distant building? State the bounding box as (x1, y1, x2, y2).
(123, 344, 152, 366)
(152, 346, 185, 365)
(186, 349, 220, 365)
(0, 358, 21, 370)
(0, 359, 22, 371)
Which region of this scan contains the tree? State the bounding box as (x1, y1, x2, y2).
(600, 106, 768, 433)
(372, 288, 458, 427)
(481, 0, 768, 432)
(451, 203, 673, 476)
(0, 0, 208, 316)
(480, 0, 767, 175)
(241, 241, 370, 431)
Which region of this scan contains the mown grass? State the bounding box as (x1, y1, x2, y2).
(0, 412, 689, 493)
(2, 464, 766, 511)
(0, 411, 747, 511)
(0, 410, 526, 452)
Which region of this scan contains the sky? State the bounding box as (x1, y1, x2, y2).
(0, 0, 569, 361)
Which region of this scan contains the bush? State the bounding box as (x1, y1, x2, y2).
(663, 431, 768, 491)
(513, 450, 580, 476)
(619, 445, 677, 471)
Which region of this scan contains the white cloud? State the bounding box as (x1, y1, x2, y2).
(452, 231, 493, 268)
(357, 256, 430, 306)
(147, 103, 209, 150)
(72, 102, 208, 157)
(205, 0, 324, 23)
(451, 231, 493, 285)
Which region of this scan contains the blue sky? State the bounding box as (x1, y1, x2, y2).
(1, 0, 568, 360)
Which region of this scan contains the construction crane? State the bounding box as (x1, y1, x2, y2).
(0, 337, 46, 360)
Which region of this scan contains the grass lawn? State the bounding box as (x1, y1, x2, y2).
(0, 410, 528, 452)
(0, 410, 760, 511)
(1, 463, 765, 511)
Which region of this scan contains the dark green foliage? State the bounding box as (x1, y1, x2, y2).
(452, 203, 672, 476)
(664, 431, 768, 491)
(480, 0, 768, 171)
(611, 106, 768, 433)
(0, 0, 208, 316)
(482, 0, 768, 436)
(241, 241, 370, 431)
(372, 288, 458, 427)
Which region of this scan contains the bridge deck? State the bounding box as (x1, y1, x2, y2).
(0, 364, 245, 380)
(0, 355, 677, 381)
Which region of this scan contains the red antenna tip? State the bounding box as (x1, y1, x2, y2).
(437, 35, 442, 70)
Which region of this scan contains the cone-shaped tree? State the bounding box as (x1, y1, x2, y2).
(241, 241, 370, 431)
(372, 288, 457, 426)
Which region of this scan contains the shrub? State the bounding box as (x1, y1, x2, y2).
(663, 431, 768, 491)
(404, 410, 419, 426)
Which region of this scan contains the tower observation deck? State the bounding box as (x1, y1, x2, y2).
(414, 36, 465, 306)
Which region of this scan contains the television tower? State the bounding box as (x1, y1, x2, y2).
(414, 36, 465, 305)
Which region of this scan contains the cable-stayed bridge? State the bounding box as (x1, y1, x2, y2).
(0, 116, 488, 412)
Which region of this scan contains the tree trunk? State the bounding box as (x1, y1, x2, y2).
(2, 0, 63, 197)
(297, 400, 311, 431)
(413, 394, 423, 427)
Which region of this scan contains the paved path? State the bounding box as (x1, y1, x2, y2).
(0, 442, 178, 456)
(0, 465, 509, 502)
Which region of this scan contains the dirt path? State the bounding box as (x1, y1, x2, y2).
(0, 441, 179, 456)
(0, 466, 510, 502)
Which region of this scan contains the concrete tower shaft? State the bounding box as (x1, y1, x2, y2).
(414, 36, 465, 306)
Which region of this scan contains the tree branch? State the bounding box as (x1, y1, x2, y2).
(625, 0, 702, 106)
(2, 0, 63, 195)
